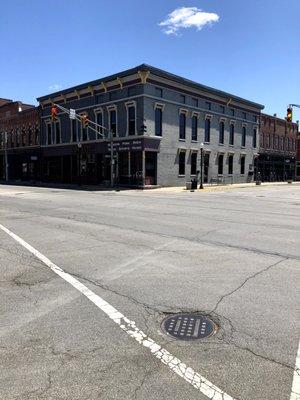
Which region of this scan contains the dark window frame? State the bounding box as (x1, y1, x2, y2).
(179, 113, 186, 140)
(155, 107, 163, 136)
(219, 121, 225, 144)
(179, 151, 186, 176)
(205, 118, 211, 143)
(191, 115, 198, 141)
(229, 123, 235, 145)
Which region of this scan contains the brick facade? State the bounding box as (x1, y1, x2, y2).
(257, 113, 298, 181)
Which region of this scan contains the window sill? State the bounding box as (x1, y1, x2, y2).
(179, 139, 186, 142)
(229, 144, 234, 147)
(178, 175, 186, 178)
(218, 143, 224, 146)
(191, 140, 198, 143)
(204, 141, 210, 144)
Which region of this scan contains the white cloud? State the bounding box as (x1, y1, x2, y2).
(159, 6, 219, 35)
(48, 84, 62, 91)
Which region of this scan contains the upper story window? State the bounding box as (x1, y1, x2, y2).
(155, 87, 163, 98)
(205, 101, 211, 110)
(126, 103, 136, 135)
(46, 122, 52, 145)
(22, 127, 26, 146)
(242, 126, 246, 147)
(55, 120, 61, 143)
(180, 94, 186, 104)
(252, 128, 257, 148)
(220, 105, 225, 114)
(191, 114, 198, 141)
(71, 119, 77, 142)
(219, 121, 225, 144)
(253, 115, 258, 123)
(229, 123, 234, 145)
(28, 127, 32, 146)
(205, 117, 211, 143)
(95, 110, 103, 137)
(242, 112, 247, 120)
(230, 108, 235, 116)
(179, 112, 186, 140)
(128, 86, 136, 97)
(192, 98, 198, 108)
(108, 107, 117, 137)
(154, 103, 164, 137)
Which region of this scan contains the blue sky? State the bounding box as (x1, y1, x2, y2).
(1, 0, 299, 121)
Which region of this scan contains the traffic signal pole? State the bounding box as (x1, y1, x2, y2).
(4, 131, 8, 182)
(52, 103, 115, 188)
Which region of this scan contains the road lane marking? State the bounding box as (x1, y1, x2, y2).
(0, 223, 236, 400)
(290, 341, 300, 400)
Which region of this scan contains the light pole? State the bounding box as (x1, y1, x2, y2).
(4, 131, 8, 182)
(77, 142, 82, 187)
(199, 142, 204, 189)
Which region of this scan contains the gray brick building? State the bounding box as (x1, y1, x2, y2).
(37, 65, 264, 187)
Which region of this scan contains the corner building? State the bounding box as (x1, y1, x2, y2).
(37, 65, 264, 187)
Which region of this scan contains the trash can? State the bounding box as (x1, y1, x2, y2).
(186, 181, 192, 190)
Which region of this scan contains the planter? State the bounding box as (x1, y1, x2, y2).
(255, 181, 261, 185)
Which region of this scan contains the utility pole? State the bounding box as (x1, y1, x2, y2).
(4, 131, 8, 182)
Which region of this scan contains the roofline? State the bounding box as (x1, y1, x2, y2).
(37, 63, 265, 110)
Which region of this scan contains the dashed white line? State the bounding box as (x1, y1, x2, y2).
(290, 340, 300, 400)
(0, 223, 237, 399)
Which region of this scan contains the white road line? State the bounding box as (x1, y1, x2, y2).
(290, 341, 300, 400)
(0, 223, 236, 400)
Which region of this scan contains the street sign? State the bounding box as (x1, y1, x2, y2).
(70, 109, 76, 120)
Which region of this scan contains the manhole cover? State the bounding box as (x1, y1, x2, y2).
(162, 313, 216, 340)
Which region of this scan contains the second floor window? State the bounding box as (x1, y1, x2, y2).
(179, 113, 186, 140)
(191, 115, 198, 141)
(229, 124, 234, 145)
(110, 109, 117, 136)
(96, 112, 103, 136)
(205, 118, 210, 142)
(242, 126, 246, 147)
(155, 107, 162, 136)
(71, 119, 77, 142)
(47, 123, 52, 145)
(253, 128, 257, 148)
(55, 121, 61, 143)
(128, 106, 136, 135)
(219, 121, 224, 144)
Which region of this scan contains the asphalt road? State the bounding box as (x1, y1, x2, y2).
(0, 184, 299, 400)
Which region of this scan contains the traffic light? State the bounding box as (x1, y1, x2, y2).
(141, 124, 147, 133)
(286, 107, 293, 122)
(51, 106, 58, 122)
(81, 113, 89, 128)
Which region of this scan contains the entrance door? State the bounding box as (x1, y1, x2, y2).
(145, 152, 157, 186)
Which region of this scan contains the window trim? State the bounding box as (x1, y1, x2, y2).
(178, 150, 186, 176)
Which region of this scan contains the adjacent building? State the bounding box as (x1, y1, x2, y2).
(257, 113, 298, 181)
(37, 64, 264, 187)
(0, 99, 41, 181)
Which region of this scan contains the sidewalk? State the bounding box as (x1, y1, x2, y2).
(145, 181, 300, 193)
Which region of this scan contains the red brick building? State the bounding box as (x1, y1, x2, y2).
(0, 99, 41, 181)
(256, 113, 298, 181)
(296, 135, 300, 181)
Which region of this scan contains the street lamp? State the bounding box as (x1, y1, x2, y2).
(199, 142, 204, 189)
